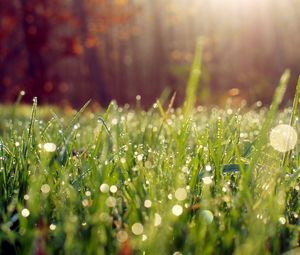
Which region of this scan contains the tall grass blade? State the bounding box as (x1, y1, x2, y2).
(244, 70, 290, 193)
(184, 38, 204, 117)
(282, 75, 300, 166)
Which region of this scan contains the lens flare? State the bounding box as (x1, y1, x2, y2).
(270, 124, 297, 152)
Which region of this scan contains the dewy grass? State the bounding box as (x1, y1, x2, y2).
(0, 74, 300, 255)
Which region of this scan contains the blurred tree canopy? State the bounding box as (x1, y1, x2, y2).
(1, 0, 300, 107)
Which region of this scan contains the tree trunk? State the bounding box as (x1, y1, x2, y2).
(73, 0, 110, 106)
(20, 0, 48, 102)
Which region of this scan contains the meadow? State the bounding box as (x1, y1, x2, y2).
(0, 71, 300, 255)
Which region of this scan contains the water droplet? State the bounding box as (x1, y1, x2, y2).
(278, 216, 286, 225)
(131, 222, 143, 235)
(175, 188, 187, 201)
(202, 176, 212, 185)
(205, 165, 212, 172)
(41, 184, 50, 194)
(181, 166, 188, 173)
(172, 205, 183, 216)
(110, 185, 118, 193)
(49, 224, 56, 231)
(144, 200, 152, 208)
(100, 183, 109, 193)
(173, 252, 182, 255)
(201, 210, 214, 224)
(154, 213, 162, 226)
(270, 124, 297, 152)
(105, 196, 116, 207)
(43, 143, 56, 152)
(145, 161, 152, 169)
(82, 199, 89, 207)
(117, 230, 128, 243)
(112, 118, 118, 125)
(21, 208, 30, 217)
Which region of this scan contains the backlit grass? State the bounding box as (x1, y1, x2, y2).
(0, 75, 300, 255)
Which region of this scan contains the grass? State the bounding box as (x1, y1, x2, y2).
(0, 74, 300, 255)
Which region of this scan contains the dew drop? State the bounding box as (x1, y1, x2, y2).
(175, 188, 187, 201)
(278, 216, 286, 225)
(82, 199, 89, 207)
(202, 176, 212, 185)
(205, 165, 212, 172)
(21, 208, 30, 218)
(49, 224, 56, 231)
(201, 210, 214, 224)
(172, 205, 183, 216)
(43, 143, 56, 152)
(173, 252, 182, 255)
(131, 222, 144, 235)
(144, 200, 152, 208)
(270, 124, 297, 152)
(110, 185, 118, 193)
(106, 196, 117, 207)
(137, 154, 143, 161)
(100, 183, 109, 193)
(117, 230, 128, 243)
(41, 184, 50, 194)
(154, 213, 162, 226)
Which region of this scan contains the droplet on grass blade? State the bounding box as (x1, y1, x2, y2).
(205, 165, 212, 172)
(105, 197, 116, 207)
(144, 200, 152, 208)
(202, 176, 212, 185)
(175, 188, 187, 201)
(117, 230, 128, 243)
(41, 184, 50, 194)
(131, 223, 143, 235)
(172, 205, 183, 216)
(49, 224, 56, 231)
(201, 210, 214, 224)
(278, 217, 286, 225)
(21, 208, 30, 217)
(154, 213, 162, 226)
(43, 143, 57, 152)
(270, 124, 297, 152)
(110, 185, 118, 193)
(100, 183, 109, 193)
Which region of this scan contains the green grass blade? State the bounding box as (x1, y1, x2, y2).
(282, 75, 300, 166)
(244, 70, 290, 193)
(184, 38, 204, 117)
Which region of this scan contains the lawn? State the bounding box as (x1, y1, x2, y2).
(0, 72, 300, 255)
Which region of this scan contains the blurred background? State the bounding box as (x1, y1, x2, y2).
(1, 0, 300, 108)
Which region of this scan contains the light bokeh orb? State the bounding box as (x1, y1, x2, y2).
(269, 124, 297, 152)
(131, 222, 144, 235)
(43, 143, 57, 152)
(201, 210, 214, 224)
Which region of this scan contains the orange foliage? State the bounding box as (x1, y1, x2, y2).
(0, 0, 139, 104)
